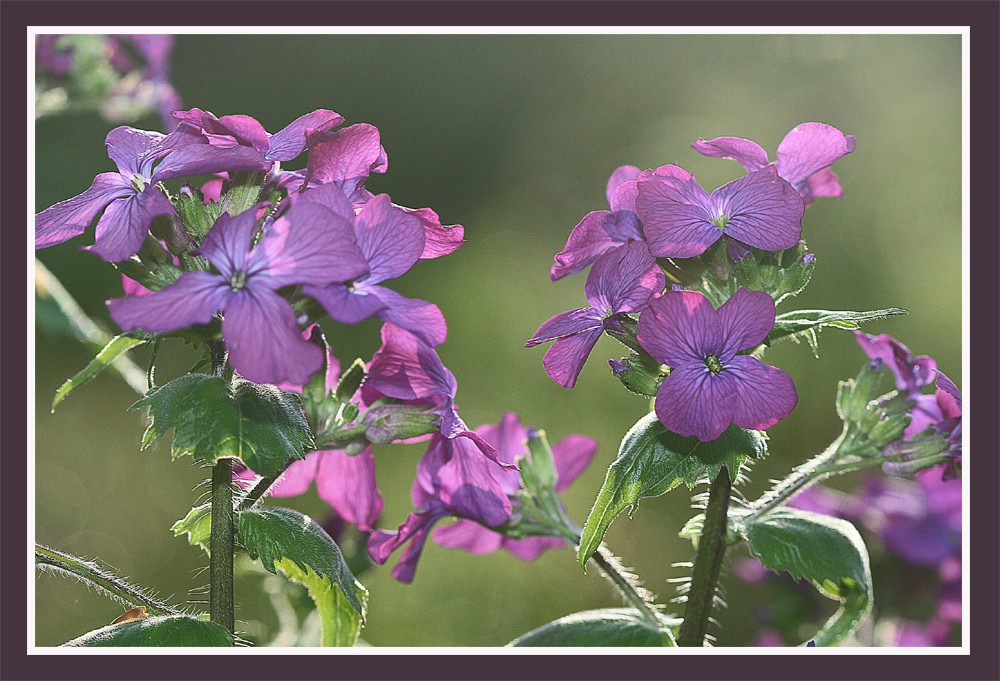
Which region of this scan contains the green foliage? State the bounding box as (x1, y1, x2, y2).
(578, 412, 766, 567)
(171, 503, 212, 552)
(51, 332, 150, 411)
(237, 507, 368, 647)
(507, 608, 678, 647)
(739, 508, 872, 646)
(61, 614, 233, 647)
(762, 308, 907, 357)
(130, 374, 313, 477)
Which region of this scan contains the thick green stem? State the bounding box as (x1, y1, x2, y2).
(677, 468, 732, 647)
(210, 458, 235, 636)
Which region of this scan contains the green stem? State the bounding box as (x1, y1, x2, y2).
(35, 545, 182, 616)
(677, 468, 732, 647)
(209, 458, 235, 636)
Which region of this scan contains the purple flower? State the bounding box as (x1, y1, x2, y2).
(637, 287, 797, 441)
(433, 413, 598, 560)
(527, 240, 665, 388)
(297, 185, 447, 347)
(550, 165, 645, 280)
(361, 324, 515, 470)
(367, 432, 513, 582)
(635, 165, 804, 259)
(692, 122, 855, 205)
(107, 201, 367, 385)
(36, 124, 273, 261)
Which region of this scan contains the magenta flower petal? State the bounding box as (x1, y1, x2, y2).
(222, 287, 324, 386)
(314, 447, 383, 531)
(527, 307, 604, 346)
(35, 173, 132, 249)
(107, 271, 231, 333)
(267, 452, 321, 498)
(399, 206, 465, 260)
(306, 283, 389, 324)
(369, 286, 448, 348)
(153, 143, 271, 179)
(304, 122, 386, 185)
(727, 355, 798, 431)
(105, 126, 170, 177)
(87, 187, 177, 262)
(584, 239, 664, 312)
(195, 208, 259, 277)
(550, 210, 645, 280)
(635, 176, 720, 258)
(542, 327, 605, 389)
(551, 434, 599, 492)
(654, 365, 739, 441)
(691, 136, 769, 172)
(636, 290, 722, 365)
(854, 331, 937, 394)
(800, 167, 844, 203)
(606, 165, 641, 206)
(362, 323, 458, 402)
(354, 194, 425, 282)
(367, 506, 448, 583)
(432, 518, 505, 554)
(716, 287, 777, 356)
(266, 109, 344, 162)
(712, 166, 803, 251)
(503, 536, 567, 561)
(775, 122, 856, 191)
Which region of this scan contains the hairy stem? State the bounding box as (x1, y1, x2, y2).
(35, 545, 181, 616)
(209, 458, 235, 636)
(677, 468, 732, 647)
(589, 545, 664, 628)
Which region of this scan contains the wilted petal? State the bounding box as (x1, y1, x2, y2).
(584, 241, 664, 313)
(223, 287, 323, 385)
(399, 206, 465, 259)
(367, 505, 449, 583)
(691, 136, 769, 173)
(542, 327, 605, 389)
(314, 447, 383, 531)
(637, 291, 722, 365)
(551, 210, 645, 281)
(854, 331, 937, 393)
(713, 166, 803, 252)
(727, 355, 798, 431)
(36, 172, 132, 249)
(716, 288, 776, 357)
(266, 109, 344, 162)
(655, 365, 738, 441)
(107, 270, 230, 333)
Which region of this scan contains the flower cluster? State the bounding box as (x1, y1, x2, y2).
(530, 123, 853, 441)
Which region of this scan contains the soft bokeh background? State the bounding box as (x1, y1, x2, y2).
(34, 33, 962, 647)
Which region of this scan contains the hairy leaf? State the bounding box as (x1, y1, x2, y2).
(764, 308, 906, 357)
(62, 614, 232, 647)
(507, 608, 678, 647)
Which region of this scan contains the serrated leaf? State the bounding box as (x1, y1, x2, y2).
(61, 614, 233, 647)
(52, 333, 149, 411)
(741, 508, 872, 646)
(577, 412, 766, 568)
(237, 507, 367, 647)
(507, 608, 678, 647)
(171, 503, 212, 552)
(765, 308, 906, 357)
(130, 374, 313, 477)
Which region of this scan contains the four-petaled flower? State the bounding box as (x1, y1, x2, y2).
(527, 240, 665, 388)
(637, 287, 797, 441)
(107, 201, 367, 385)
(635, 164, 804, 259)
(692, 122, 855, 206)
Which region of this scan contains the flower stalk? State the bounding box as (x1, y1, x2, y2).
(208, 341, 235, 638)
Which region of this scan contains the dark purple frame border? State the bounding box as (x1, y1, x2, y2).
(6, 2, 998, 681)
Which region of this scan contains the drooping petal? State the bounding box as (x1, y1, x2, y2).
(418, 435, 511, 526)
(526, 307, 604, 346)
(691, 136, 770, 173)
(367, 505, 449, 583)
(222, 287, 323, 385)
(35, 172, 133, 250)
(550, 434, 598, 492)
(354, 194, 425, 283)
(369, 286, 448, 348)
(654, 365, 739, 442)
(712, 166, 803, 252)
(727, 355, 798, 431)
(716, 287, 776, 358)
(250, 201, 368, 288)
(266, 109, 344, 162)
(550, 209, 645, 281)
(314, 447, 383, 531)
(306, 282, 388, 324)
(584, 241, 664, 313)
(432, 518, 504, 554)
(637, 291, 723, 366)
(107, 270, 230, 333)
(207, 113, 270, 154)
(541, 326, 605, 389)
(304, 123, 386, 185)
(775, 123, 855, 192)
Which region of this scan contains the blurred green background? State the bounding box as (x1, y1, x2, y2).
(34, 33, 962, 647)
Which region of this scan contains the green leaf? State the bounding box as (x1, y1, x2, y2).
(507, 608, 678, 647)
(61, 614, 233, 647)
(740, 508, 872, 646)
(171, 503, 212, 552)
(764, 308, 906, 357)
(237, 507, 368, 647)
(130, 374, 313, 477)
(51, 333, 149, 411)
(577, 412, 766, 568)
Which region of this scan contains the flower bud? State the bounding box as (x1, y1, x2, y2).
(610, 354, 667, 397)
(839, 359, 884, 423)
(602, 313, 644, 354)
(881, 431, 951, 478)
(175, 184, 214, 239)
(361, 403, 439, 444)
(866, 413, 910, 447)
